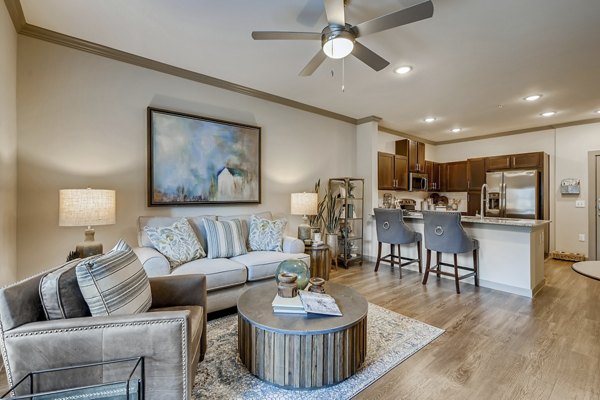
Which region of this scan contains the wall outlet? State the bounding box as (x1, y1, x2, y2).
(575, 200, 585, 208)
(578, 233, 586, 242)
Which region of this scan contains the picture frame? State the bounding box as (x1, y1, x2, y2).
(147, 107, 261, 206)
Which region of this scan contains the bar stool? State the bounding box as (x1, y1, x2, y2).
(421, 211, 479, 294)
(373, 208, 422, 277)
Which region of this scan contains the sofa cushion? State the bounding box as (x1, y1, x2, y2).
(203, 219, 247, 259)
(39, 259, 91, 320)
(230, 251, 311, 282)
(249, 215, 287, 252)
(218, 211, 272, 250)
(138, 215, 216, 252)
(76, 240, 152, 316)
(170, 258, 247, 292)
(144, 218, 205, 269)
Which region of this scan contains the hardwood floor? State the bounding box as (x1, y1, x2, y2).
(330, 258, 600, 400)
(1, 259, 598, 398)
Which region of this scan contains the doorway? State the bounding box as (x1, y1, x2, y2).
(587, 151, 600, 260)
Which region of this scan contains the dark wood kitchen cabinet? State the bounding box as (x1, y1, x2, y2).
(446, 161, 468, 192)
(511, 152, 543, 169)
(378, 152, 408, 191)
(396, 139, 425, 173)
(467, 158, 486, 191)
(485, 152, 543, 171)
(426, 161, 441, 191)
(467, 192, 482, 216)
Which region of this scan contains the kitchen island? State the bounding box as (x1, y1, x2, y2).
(394, 212, 550, 298)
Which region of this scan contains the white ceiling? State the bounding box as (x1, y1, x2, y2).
(20, 0, 600, 142)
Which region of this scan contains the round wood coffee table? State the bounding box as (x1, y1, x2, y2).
(237, 282, 368, 389)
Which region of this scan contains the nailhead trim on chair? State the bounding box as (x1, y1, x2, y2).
(2, 317, 189, 399)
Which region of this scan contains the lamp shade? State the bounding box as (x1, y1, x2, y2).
(290, 192, 318, 216)
(59, 189, 116, 227)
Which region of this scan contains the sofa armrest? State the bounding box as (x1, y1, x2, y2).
(133, 246, 170, 276)
(3, 311, 192, 398)
(282, 236, 305, 253)
(149, 274, 207, 361)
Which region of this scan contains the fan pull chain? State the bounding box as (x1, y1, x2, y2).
(342, 58, 345, 92)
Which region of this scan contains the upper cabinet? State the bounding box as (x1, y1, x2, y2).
(485, 152, 543, 171)
(396, 139, 426, 173)
(467, 158, 486, 192)
(426, 161, 441, 191)
(446, 161, 468, 192)
(377, 152, 408, 191)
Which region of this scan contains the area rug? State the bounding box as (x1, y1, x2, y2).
(572, 261, 600, 280)
(192, 303, 443, 399)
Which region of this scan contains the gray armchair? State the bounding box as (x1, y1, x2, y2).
(0, 269, 207, 400)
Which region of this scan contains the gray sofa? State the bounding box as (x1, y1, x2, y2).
(0, 268, 207, 400)
(134, 212, 310, 313)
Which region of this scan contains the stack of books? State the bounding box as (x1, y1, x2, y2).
(271, 291, 342, 316)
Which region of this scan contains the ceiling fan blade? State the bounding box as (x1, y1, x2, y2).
(324, 0, 345, 26)
(252, 31, 321, 40)
(299, 50, 327, 76)
(352, 41, 390, 71)
(352, 0, 433, 38)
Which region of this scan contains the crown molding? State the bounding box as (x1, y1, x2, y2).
(356, 115, 382, 124)
(378, 125, 435, 145)
(6, 0, 600, 142)
(4, 0, 25, 31)
(435, 117, 600, 145)
(6, 0, 357, 126)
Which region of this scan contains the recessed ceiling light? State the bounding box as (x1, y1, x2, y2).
(451, 128, 462, 133)
(595, 110, 600, 114)
(524, 94, 542, 102)
(424, 117, 436, 123)
(541, 111, 556, 117)
(394, 66, 412, 74)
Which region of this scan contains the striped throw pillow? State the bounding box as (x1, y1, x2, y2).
(203, 218, 248, 259)
(76, 240, 152, 316)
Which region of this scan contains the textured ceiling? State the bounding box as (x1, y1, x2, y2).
(19, 0, 600, 142)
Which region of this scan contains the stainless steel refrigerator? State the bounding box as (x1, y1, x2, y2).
(485, 170, 539, 219)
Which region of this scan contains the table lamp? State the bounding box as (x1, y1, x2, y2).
(290, 192, 318, 241)
(59, 188, 116, 258)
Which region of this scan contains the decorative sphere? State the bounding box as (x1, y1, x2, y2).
(275, 259, 310, 290)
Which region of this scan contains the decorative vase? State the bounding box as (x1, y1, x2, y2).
(277, 272, 298, 298)
(275, 259, 310, 290)
(326, 233, 338, 262)
(308, 277, 326, 294)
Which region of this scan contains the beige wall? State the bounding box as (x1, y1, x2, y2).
(17, 36, 356, 278)
(0, 3, 18, 286)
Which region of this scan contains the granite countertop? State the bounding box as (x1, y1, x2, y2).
(402, 211, 551, 227)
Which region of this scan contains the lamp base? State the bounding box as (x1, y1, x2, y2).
(76, 228, 103, 258)
(297, 224, 311, 241)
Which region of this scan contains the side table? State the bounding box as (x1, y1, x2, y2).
(305, 243, 331, 280)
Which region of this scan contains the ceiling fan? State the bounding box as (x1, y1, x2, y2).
(251, 0, 434, 76)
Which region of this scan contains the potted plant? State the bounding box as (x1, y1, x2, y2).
(322, 190, 340, 260)
(308, 180, 326, 237)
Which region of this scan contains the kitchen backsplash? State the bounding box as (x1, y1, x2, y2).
(377, 191, 468, 212)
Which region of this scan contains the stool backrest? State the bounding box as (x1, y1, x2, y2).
(373, 208, 419, 245)
(421, 211, 474, 254)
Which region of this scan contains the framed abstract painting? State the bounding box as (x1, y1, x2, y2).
(147, 107, 261, 206)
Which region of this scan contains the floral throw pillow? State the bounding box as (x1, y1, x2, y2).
(144, 218, 205, 269)
(249, 215, 287, 252)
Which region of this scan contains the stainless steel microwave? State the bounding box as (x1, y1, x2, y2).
(409, 173, 428, 192)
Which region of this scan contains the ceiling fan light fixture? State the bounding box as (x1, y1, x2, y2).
(322, 28, 355, 59)
(394, 66, 413, 74)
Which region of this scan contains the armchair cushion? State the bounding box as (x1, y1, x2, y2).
(144, 218, 205, 269)
(39, 259, 90, 320)
(76, 240, 152, 317)
(249, 215, 287, 252)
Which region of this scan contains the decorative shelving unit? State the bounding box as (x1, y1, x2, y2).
(328, 177, 364, 268)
